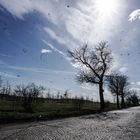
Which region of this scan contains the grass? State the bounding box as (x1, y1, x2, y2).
(0, 97, 117, 124)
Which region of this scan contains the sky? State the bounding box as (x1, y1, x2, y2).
(0, 0, 140, 101)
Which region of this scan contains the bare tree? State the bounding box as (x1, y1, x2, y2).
(119, 75, 129, 108)
(68, 41, 112, 110)
(0, 78, 11, 96)
(56, 91, 60, 99)
(106, 73, 129, 108)
(1, 81, 11, 95)
(64, 89, 70, 99)
(45, 88, 51, 99)
(106, 73, 121, 109)
(0, 76, 3, 94)
(126, 90, 139, 107)
(73, 96, 84, 110)
(14, 83, 44, 112)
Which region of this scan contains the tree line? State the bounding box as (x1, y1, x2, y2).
(68, 41, 139, 110)
(0, 79, 94, 112)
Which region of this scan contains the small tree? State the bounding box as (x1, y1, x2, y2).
(126, 90, 139, 106)
(1, 81, 11, 95)
(73, 96, 84, 110)
(56, 91, 60, 99)
(0, 76, 3, 94)
(64, 89, 69, 99)
(119, 75, 129, 108)
(106, 73, 129, 108)
(68, 41, 112, 110)
(14, 83, 44, 112)
(106, 73, 121, 109)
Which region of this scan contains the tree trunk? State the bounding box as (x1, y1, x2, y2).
(116, 93, 120, 109)
(99, 82, 105, 111)
(121, 93, 125, 108)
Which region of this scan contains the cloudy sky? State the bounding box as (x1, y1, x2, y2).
(0, 0, 140, 100)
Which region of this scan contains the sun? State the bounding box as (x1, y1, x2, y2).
(94, 0, 119, 17)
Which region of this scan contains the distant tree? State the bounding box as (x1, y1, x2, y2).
(56, 91, 60, 99)
(86, 96, 89, 101)
(46, 88, 51, 99)
(73, 96, 84, 110)
(68, 41, 113, 110)
(119, 75, 129, 108)
(0, 76, 3, 94)
(126, 90, 139, 106)
(106, 73, 123, 109)
(1, 81, 11, 95)
(14, 83, 44, 112)
(107, 73, 129, 108)
(64, 89, 69, 99)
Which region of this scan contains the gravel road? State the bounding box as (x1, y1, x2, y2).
(0, 106, 140, 140)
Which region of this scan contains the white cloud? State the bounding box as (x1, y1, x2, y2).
(42, 40, 81, 69)
(41, 49, 52, 54)
(0, 0, 125, 46)
(130, 87, 140, 91)
(0, 0, 34, 19)
(44, 27, 67, 45)
(119, 66, 128, 73)
(42, 39, 67, 57)
(65, 0, 124, 44)
(44, 27, 77, 49)
(111, 53, 121, 71)
(136, 81, 140, 86)
(131, 82, 135, 85)
(128, 9, 140, 22)
(80, 83, 94, 91)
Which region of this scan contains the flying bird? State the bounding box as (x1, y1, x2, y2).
(128, 9, 140, 22)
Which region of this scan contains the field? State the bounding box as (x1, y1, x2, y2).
(0, 95, 117, 124)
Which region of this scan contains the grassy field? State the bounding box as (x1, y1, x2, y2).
(0, 96, 117, 124)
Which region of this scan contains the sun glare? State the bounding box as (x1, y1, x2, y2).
(94, 0, 119, 17)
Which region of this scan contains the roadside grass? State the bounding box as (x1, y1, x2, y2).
(0, 98, 117, 124)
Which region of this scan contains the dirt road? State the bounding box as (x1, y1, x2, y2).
(0, 107, 140, 140)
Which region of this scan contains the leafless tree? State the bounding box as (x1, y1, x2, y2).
(68, 41, 113, 110)
(64, 89, 70, 99)
(1, 81, 11, 95)
(14, 83, 44, 112)
(106, 73, 129, 108)
(126, 90, 139, 106)
(73, 96, 84, 110)
(0, 78, 11, 96)
(56, 91, 60, 99)
(119, 75, 129, 108)
(0, 76, 3, 94)
(106, 73, 122, 109)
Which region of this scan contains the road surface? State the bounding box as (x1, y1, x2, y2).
(0, 107, 140, 140)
